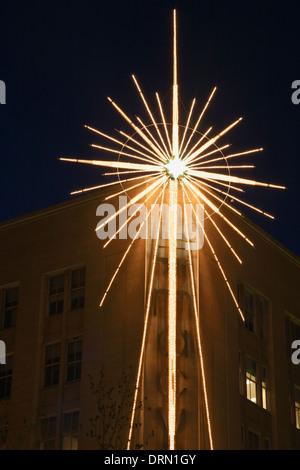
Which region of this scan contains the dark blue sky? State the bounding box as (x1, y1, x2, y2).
(0, 0, 299, 255)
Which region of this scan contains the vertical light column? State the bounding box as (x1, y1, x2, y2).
(168, 9, 179, 450)
(168, 179, 178, 450)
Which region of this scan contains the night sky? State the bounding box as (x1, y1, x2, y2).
(0, 1, 299, 256)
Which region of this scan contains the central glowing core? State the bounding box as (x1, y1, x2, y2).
(165, 155, 187, 180)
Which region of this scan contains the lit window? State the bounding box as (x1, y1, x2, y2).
(1, 286, 18, 328)
(0, 354, 13, 399)
(295, 387, 300, 430)
(40, 416, 57, 450)
(261, 366, 269, 410)
(61, 411, 79, 450)
(66, 339, 82, 382)
(246, 357, 257, 404)
(49, 274, 64, 315)
(70, 268, 85, 311)
(44, 343, 60, 387)
(244, 289, 255, 333)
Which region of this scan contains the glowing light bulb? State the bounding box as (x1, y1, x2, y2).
(165, 155, 187, 180)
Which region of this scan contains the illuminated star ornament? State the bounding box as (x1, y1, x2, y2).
(60, 10, 285, 450)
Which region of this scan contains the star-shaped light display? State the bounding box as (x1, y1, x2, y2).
(60, 10, 285, 451)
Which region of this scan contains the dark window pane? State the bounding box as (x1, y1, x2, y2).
(71, 289, 85, 311)
(62, 413, 72, 434)
(49, 275, 64, 295)
(4, 287, 18, 307)
(52, 364, 60, 385)
(72, 412, 79, 434)
(44, 344, 60, 387)
(66, 341, 82, 382)
(75, 364, 81, 381)
(71, 268, 86, 289)
(246, 357, 256, 377)
(66, 364, 75, 382)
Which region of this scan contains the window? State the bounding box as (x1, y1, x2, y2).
(0, 427, 8, 449)
(49, 274, 64, 315)
(246, 357, 257, 404)
(70, 268, 85, 311)
(47, 268, 86, 316)
(248, 430, 260, 449)
(295, 387, 300, 430)
(239, 284, 269, 337)
(239, 352, 244, 395)
(66, 339, 82, 382)
(258, 297, 266, 340)
(0, 354, 13, 399)
(285, 315, 300, 357)
(291, 321, 300, 341)
(241, 424, 245, 447)
(40, 416, 57, 450)
(244, 289, 255, 333)
(61, 411, 79, 450)
(1, 286, 18, 328)
(44, 343, 60, 387)
(263, 437, 271, 450)
(261, 366, 269, 410)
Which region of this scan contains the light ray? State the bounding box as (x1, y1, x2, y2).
(59, 157, 161, 173)
(188, 173, 245, 204)
(184, 178, 254, 246)
(168, 8, 179, 451)
(99, 180, 167, 307)
(132, 75, 170, 157)
(182, 183, 245, 322)
(69, 173, 159, 196)
(188, 174, 275, 220)
(168, 179, 177, 451)
(185, 117, 243, 165)
(188, 168, 286, 189)
(189, 164, 255, 170)
(107, 96, 166, 161)
(182, 190, 214, 449)
(188, 172, 245, 193)
(135, 115, 169, 161)
(178, 98, 196, 155)
(104, 174, 162, 201)
(90, 142, 164, 167)
(117, 129, 165, 163)
(180, 87, 217, 158)
(186, 143, 230, 166)
(186, 175, 243, 217)
(183, 181, 242, 263)
(197, 147, 263, 166)
(183, 127, 213, 162)
(102, 169, 162, 176)
(103, 176, 164, 247)
(85, 125, 161, 166)
(155, 93, 173, 154)
(127, 186, 166, 450)
(96, 176, 166, 234)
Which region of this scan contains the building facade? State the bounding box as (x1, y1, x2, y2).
(0, 186, 300, 450)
